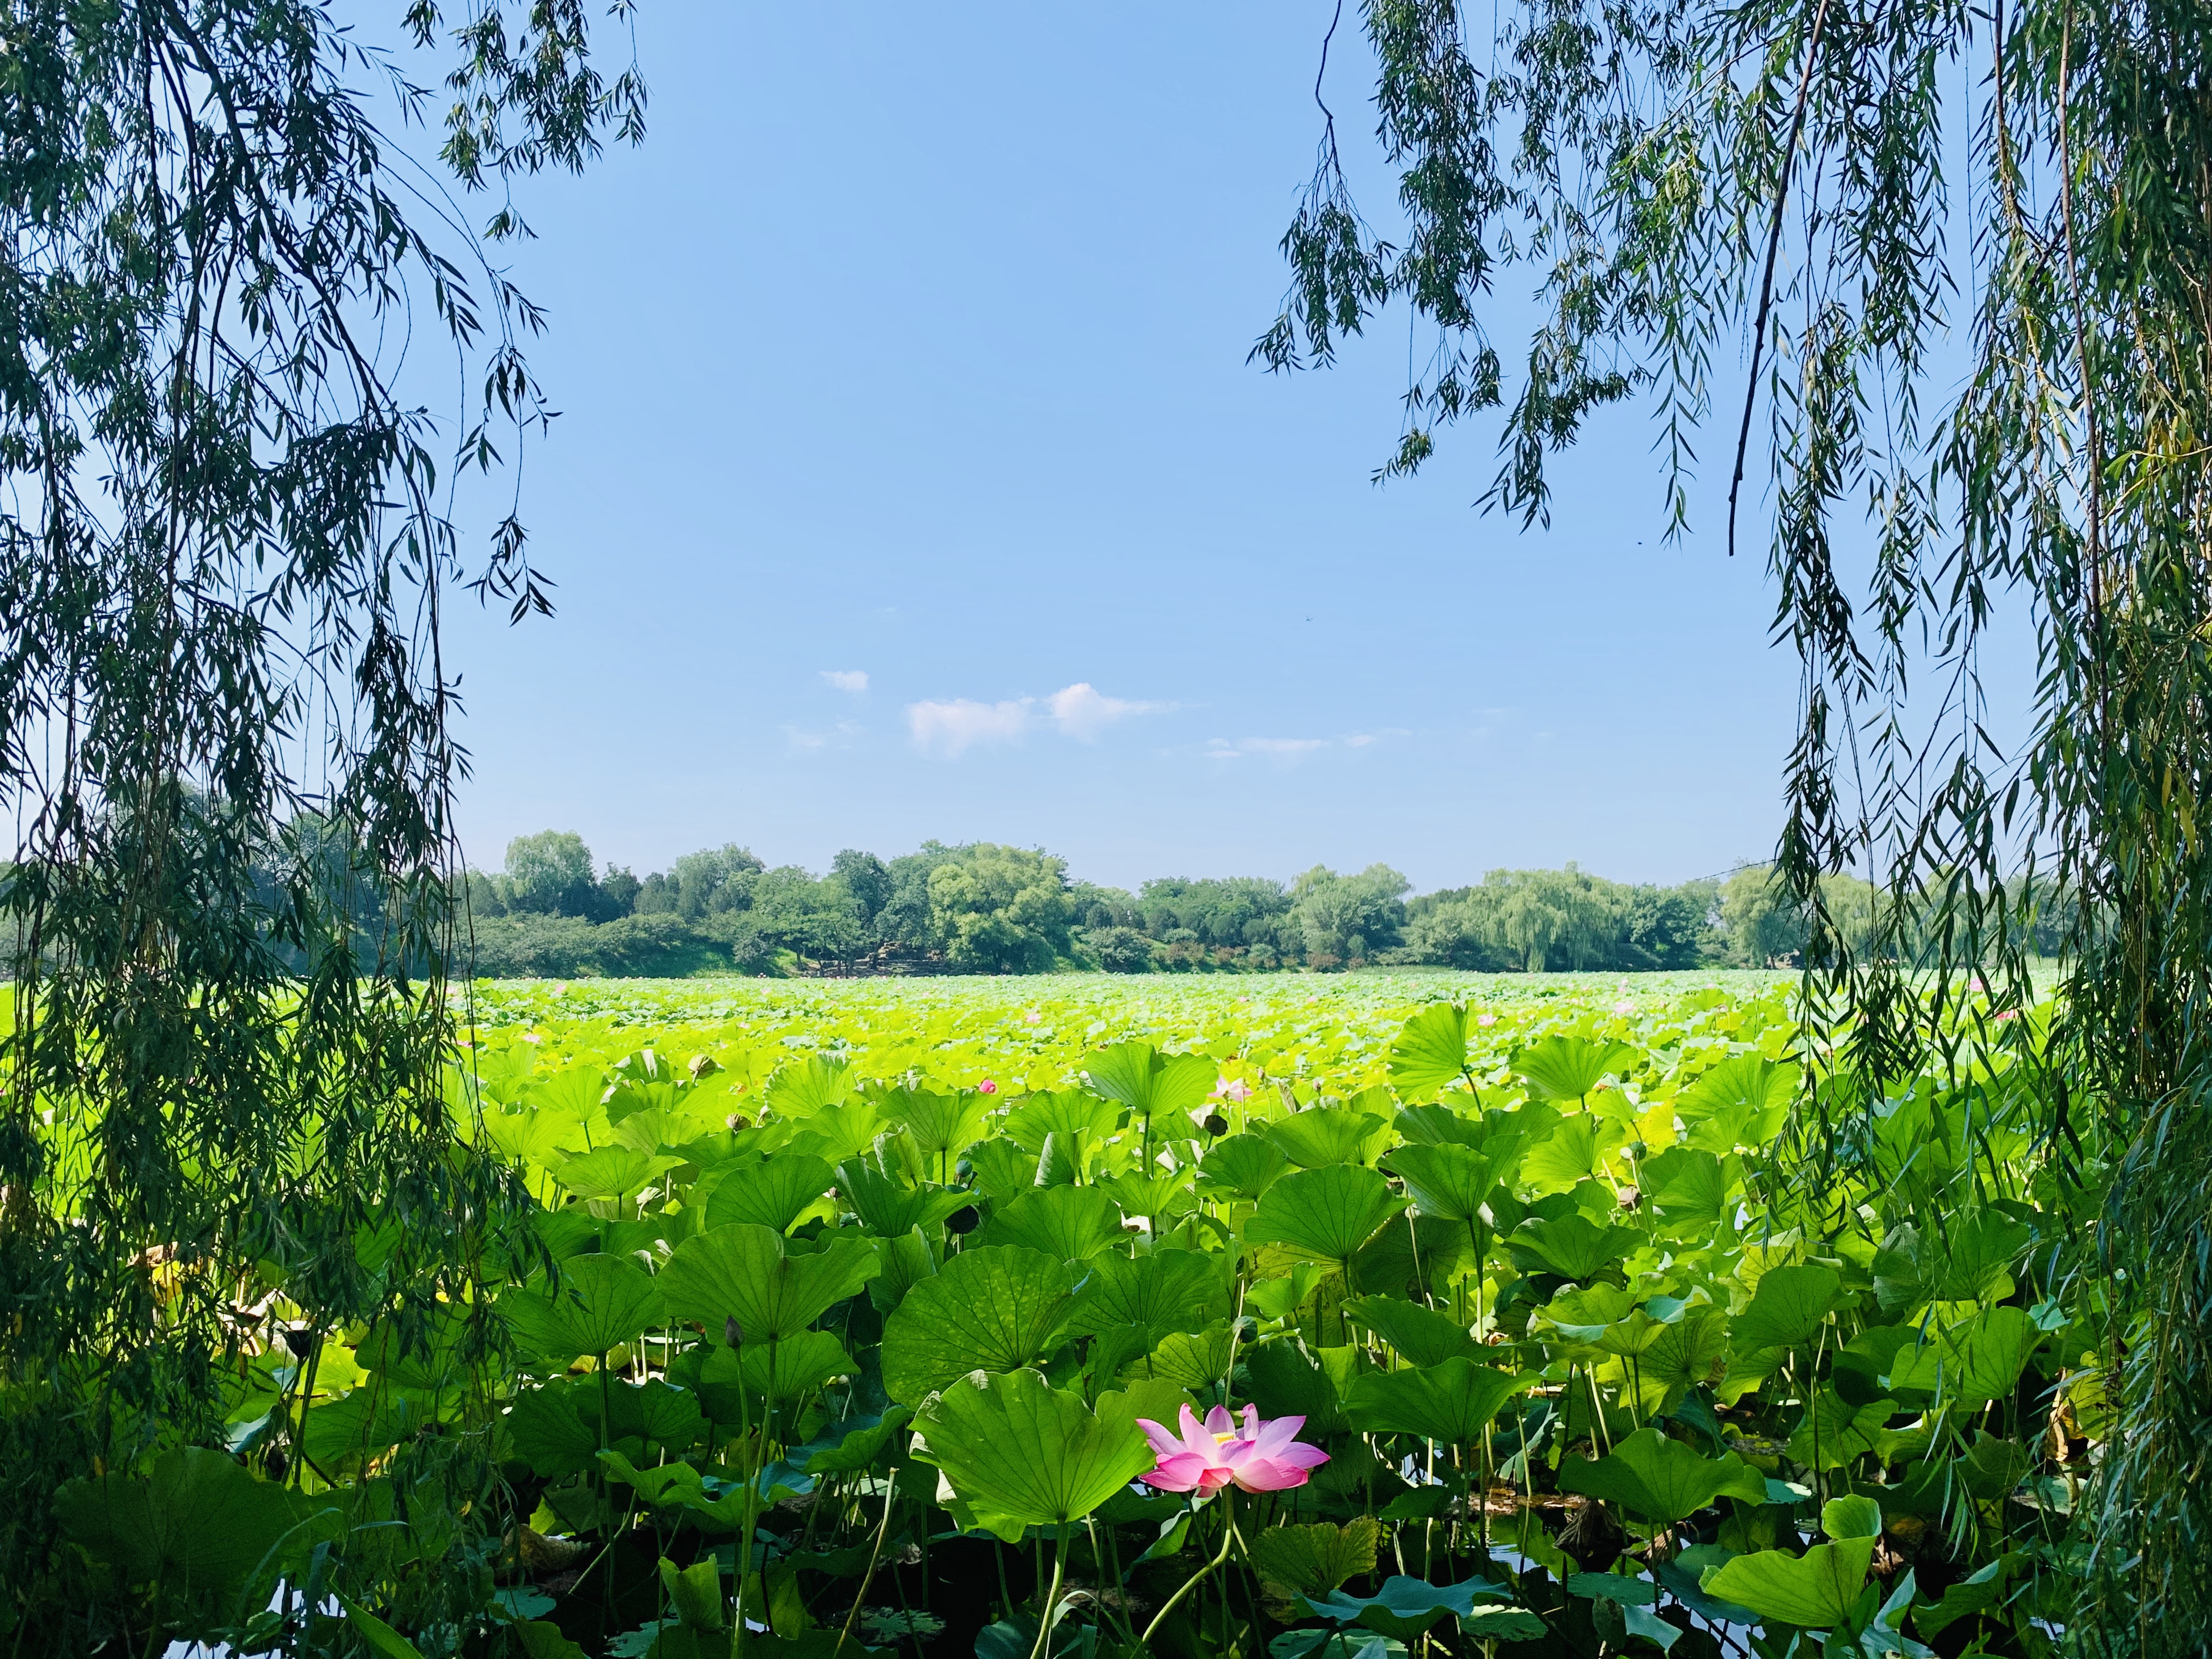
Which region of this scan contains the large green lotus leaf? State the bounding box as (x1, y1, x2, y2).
(1392, 1103, 1488, 1147)
(549, 1146, 680, 1201)
(1247, 1164, 1407, 1266)
(611, 1106, 709, 1158)
(833, 1158, 970, 1238)
(1732, 1263, 1844, 1351)
(1558, 1428, 1767, 1523)
(700, 1330, 855, 1414)
(1067, 1250, 1229, 1346)
(1537, 1283, 1640, 1342)
(1677, 1055, 1800, 1124)
(1820, 1494, 1884, 1541)
(1004, 1090, 1122, 1155)
(1082, 1042, 1214, 1125)
(1515, 1035, 1640, 1101)
(1343, 1297, 1479, 1367)
(1884, 1305, 2040, 1406)
(55, 1446, 317, 1593)
(507, 1380, 598, 1476)
(867, 1228, 940, 1317)
(660, 1224, 879, 1342)
(301, 1388, 439, 1467)
(1387, 1003, 1473, 1101)
(596, 1449, 748, 1529)
(483, 1108, 570, 1169)
(1344, 1358, 1535, 1444)
(660, 1557, 727, 1632)
(531, 1253, 664, 1358)
(1095, 1376, 1203, 1452)
(883, 1086, 993, 1159)
(702, 1154, 833, 1235)
(620, 1379, 704, 1449)
(1912, 1555, 2015, 1639)
(1250, 1518, 1380, 1596)
(1786, 1389, 1898, 1470)
(1262, 1110, 1389, 1170)
(981, 1184, 1124, 1261)
(1506, 1212, 1629, 1281)
(1198, 1133, 1291, 1202)
(1641, 1147, 1742, 1231)
(1096, 1170, 1196, 1222)
(1875, 1209, 2034, 1312)
(880, 1245, 1076, 1404)
(1385, 1142, 1522, 1223)
(1305, 1574, 1534, 1641)
(766, 1055, 853, 1117)
(1131, 1321, 1239, 1391)
(1700, 1537, 1876, 1628)
(1245, 1338, 1344, 1434)
(784, 1099, 885, 1165)
(1639, 1309, 1732, 1392)
(915, 1368, 1154, 1541)
(794, 1407, 911, 1474)
(1520, 1115, 1629, 1194)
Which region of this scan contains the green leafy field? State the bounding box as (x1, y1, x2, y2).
(57, 971, 2093, 1658)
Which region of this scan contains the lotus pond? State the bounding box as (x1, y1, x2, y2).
(56, 971, 2094, 1658)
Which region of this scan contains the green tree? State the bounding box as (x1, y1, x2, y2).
(501, 831, 598, 916)
(1290, 864, 1410, 965)
(832, 849, 892, 925)
(1718, 867, 1805, 969)
(927, 844, 1076, 973)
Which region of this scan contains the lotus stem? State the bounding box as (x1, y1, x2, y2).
(1139, 1492, 1241, 1646)
(1027, 1522, 1070, 1659)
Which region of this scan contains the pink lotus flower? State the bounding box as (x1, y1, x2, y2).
(1023, 1011, 1042, 1024)
(978, 1079, 998, 1095)
(1136, 1404, 1329, 1495)
(1476, 1012, 1497, 1028)
(1213, 1076, 1252, 1103)
(1612, 999, 1634, 1016)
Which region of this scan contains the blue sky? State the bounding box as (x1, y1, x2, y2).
(423, 2, 1816, 894)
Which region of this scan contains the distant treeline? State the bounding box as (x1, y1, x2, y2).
(459, 831, 2073, 978)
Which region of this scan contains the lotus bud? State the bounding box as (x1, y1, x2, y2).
(725, 1316, 744, 1348)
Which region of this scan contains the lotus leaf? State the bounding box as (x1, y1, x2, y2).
(880, 1245, 1076, 1403)
(915, 1368, 1154, 1541)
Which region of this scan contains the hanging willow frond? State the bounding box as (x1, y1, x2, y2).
(0, 2, 640, 1647)
(1268, 1, 2212, 1648)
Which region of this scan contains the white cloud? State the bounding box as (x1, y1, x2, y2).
(1206, 736, 1329, 762)
(907, 697, 1032, 757)
(821, 669, 869, 693)
(786, 720, 862, 753)
(1046, 682, 1172, 741)
(1343, 728, 1409, 749)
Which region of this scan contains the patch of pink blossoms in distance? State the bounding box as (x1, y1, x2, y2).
(1023, 1011, 1042, 1024)
(1476, 1013, 1498, 1028)
(978, 1079, 998, 1095)
(1213, 1076, 1252, 1103)
(1137, 1405, 1329, 1495)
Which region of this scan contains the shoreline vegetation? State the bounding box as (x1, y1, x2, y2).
(464, 832, 2076, 981)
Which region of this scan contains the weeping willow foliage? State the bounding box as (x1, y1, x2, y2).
(1265, 0, 2212, 1647)
(0, 2, 639, 1646)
